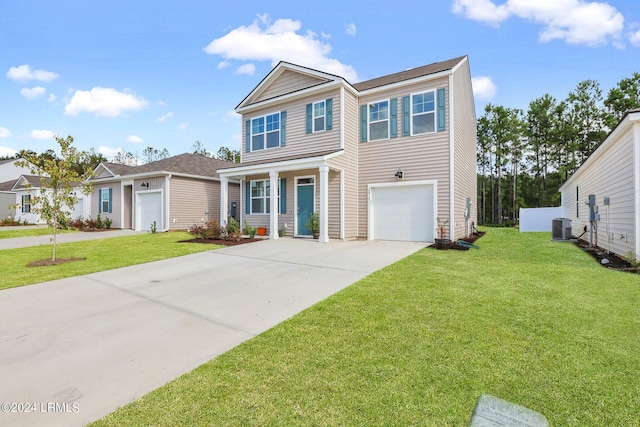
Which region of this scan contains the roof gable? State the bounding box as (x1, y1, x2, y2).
(11, 175, 49, 190)
(237, 62, 342, 110)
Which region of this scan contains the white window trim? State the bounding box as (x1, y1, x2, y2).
(249, 178, 281, 215)
(21, 194, 31, 213)
(410, 89, 437, 136)
(251, 112, 281, 151)
(312, 100, 326, 133)
(367, 99, 390, 142)
(99, 188, 111, 213)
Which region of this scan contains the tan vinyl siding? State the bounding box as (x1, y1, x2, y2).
(168, 177, 231, 231)
(326, 89, 358, 238)
(451, 60, 478, 239)
(92, 183, 122, 228)
(253, 70, 329, 103)
(242, 89, 341, 163)
(561, 128, 636, 258)
(357, 77, 451, 238)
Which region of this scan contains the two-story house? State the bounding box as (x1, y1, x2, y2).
(218, 55, 477, 243)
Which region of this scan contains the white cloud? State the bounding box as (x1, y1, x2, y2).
(0, 146, 17, 157)
(155, 112, 174, 122)
(178, 122, 190, 130)
(204, 14, 358, 81)
(98, 146, 123, 160)
(20, 86, 46, 99)
(48, 93, 57, 102)
(30, 129, 55, 140)
(452, 0, 625, 47)
(629, 27, 640, 47)
(126, 135, 144, 143)
(65, 87, 149, 117)
(0, 127, 11, 138)
(344, 23, 357, 36)
(235, 63, 256, 76)
(6, 64, 58, 83)
(472, 76, 497, 100)
(223, 110, 240, 122)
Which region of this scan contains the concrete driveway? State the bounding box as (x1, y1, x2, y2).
(0, 238, 424, 427)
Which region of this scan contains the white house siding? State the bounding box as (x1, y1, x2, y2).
(253, 70, 329, 103)
(0, 160, 31, 183)
(242, 88, 342, 163)
(357, 76, 451, 239)
(14, 189, 46, 224)
(451, 59, 478, 239)
(0, 193, 15, 219)
(561, 126, 636, 258)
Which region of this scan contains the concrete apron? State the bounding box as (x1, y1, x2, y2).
(0, 238, 425, 427)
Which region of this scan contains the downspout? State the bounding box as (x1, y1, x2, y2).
(165, 174, 171, 232)
(448, 74, 455, 240)
(634, 122, 640, 259)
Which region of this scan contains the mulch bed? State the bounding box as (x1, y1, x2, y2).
(575, 239, 639, 273)
(180, 237, 262, 246)
(27, 257, 86, 267)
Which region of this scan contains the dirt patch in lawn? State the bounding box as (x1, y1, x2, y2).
(180, 237, 262, 246)
(27, 257, 86, 267)
(575, 239, 639, 273)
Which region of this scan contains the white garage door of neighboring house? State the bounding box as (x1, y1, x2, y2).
(370, 183, 435, 242)
(72, 197, 84, 219)
(137, 191, 163, 231)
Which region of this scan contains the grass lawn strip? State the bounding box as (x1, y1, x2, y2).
(92, 228, 640, 426)
(0, 227, 75, 239)
(0, 232, 218, 290)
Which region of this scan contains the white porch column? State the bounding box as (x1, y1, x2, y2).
(319, 164, 329, 243)
(269, 171, 279, 239)
(220, 175, 229, 226)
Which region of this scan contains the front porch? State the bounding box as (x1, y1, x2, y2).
(218, 151, 344, 243)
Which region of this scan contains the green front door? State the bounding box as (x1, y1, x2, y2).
(296, 178, 314, 236)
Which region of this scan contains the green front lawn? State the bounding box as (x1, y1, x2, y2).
(0, 232, 217, 290)
(0, 226, 75, 239)
(92, 228, 640, 426)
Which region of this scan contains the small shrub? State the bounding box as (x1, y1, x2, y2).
(150, 220, 157, 233)
(206, 220, 222, 239)
(188, 223, 206, 239)
(96, 213, 104, 229)
(69, 217, 85, 230)
(244, 220, 257, 239)
(104, 217, 112, 229)
(225, 217, 241, 242)
(624, 251, 640, 267)
(1, 217, 20, 226)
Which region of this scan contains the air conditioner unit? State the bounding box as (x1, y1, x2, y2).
(552, 218, 572, 240)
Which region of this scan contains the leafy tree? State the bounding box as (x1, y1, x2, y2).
(192, 141, 211, 157)
(216, 146, 240, 163)
(112, 150, 139, 166)
(14, 136, 94, 261)
(526, 94, 559, 206)
(565, 80, 607, 165)
(142, 146, 170, 164)
(604, 71, 640, 128)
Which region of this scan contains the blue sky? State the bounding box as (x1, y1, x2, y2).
(1, 0, 639, 160)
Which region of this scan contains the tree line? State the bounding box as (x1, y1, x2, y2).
(477, 72, 640, 225)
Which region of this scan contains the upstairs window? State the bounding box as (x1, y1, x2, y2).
(251, 113, 281, 151)
(21, 194, 31, 213)
(313, 101, 325, 132)
(412, 91, 436, 135)
(368, 100, 389, 141)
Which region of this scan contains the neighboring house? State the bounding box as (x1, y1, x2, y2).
(559, 109, 640, 259)
(217, 56, 477, 243)
(90, 153, 240, 232)
(12, 175, 50, 224)
(0, 159, 34, 220)
(0, 159, 32, 183)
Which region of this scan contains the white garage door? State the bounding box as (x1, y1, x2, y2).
(72, 198, 84, 219)
(371, 184, 434, 242)
(137, 192, 162, 231)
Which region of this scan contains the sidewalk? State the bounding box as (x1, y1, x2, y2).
(0, 229, 146, 250)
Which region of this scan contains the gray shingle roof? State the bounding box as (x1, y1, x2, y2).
(101, 153, 237, 179)
(353, 56, 467, 92)
(0, 179, 16, 191)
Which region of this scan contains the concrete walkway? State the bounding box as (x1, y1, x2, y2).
(0, 229, 146, 250)
(0, 238, 425, 427)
